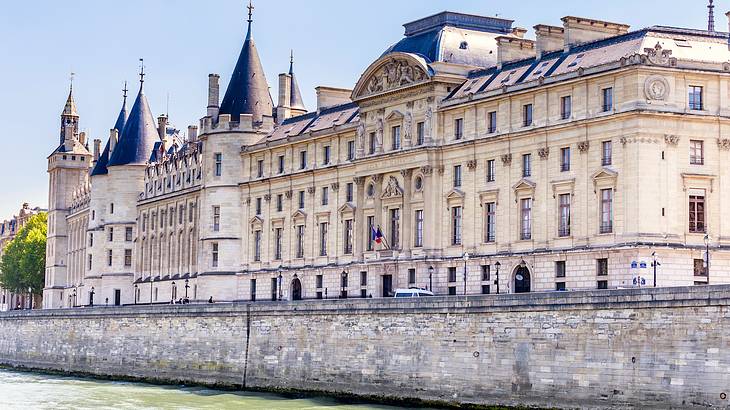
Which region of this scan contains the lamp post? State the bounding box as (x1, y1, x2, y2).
(494, 261, 501, 294)
(651, 252, 661, 287)
(134, 284, 138, 305)
(704, 234, 710, 281)
(341, 270, 348, 299)
(89, 287, 95, 307)
(428, 265, 434, 292)
(463, 253, 470, 295)
(184, 279, 190, 299)
(277, 266, 283, 301)
(150, 277, 154, 305)
(72, 288, 77, 308)
(171, 281, 176, 302)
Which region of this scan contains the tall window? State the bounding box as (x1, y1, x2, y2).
(274, 228, 283, 260)
(560, 95, 572, 119)
(522, 154, 532, 177)
(256, 159, 264, 178)
(602, 87, 613, 112)
(408, 269, 416, 285)
(392, 126, 401, 150)
(597, 258, 608, 276)
(124, 249, 132, 267)
(452, 206, 462, 245)
(389, 208, 400, 249)
(448, 267, 457, 282)
(276, 194, 283, 212)
(299, 150, 307, 169)
(321, 186, 329, 206)
(277, 155, 285, 174)
(453, 165, 462, 188)
(298, 191, 305, 209)
(366, 215, 375, 251)
(486, 159, 495, 182)
(523, 104, 533, 127)
(487, 111, 497, 133)
(416, 122, 425, 145)
(211, 243, 219, 267)
(520, 198, 532, 240)
(347, 140, 355, 160)
(689, 194, 706, 233)
(694, 259, 707, 276)
(556, 261, 566, 278)
(323, 146, 331, 165)
(271, 278, 278, 301)
(602, 141, 612, 166)
(125, 227, 133, 242)
(414, 210, 424, 248)
(454, 118, 463, 140)
(107, 249, 112, 266)
(254, 230, 261, 261)
(108, 227, 113, 242)
(255, 198, 262, 215)
(485, 202, 496, 242)
(690, 140, 704, 165)
(296, 225, 305, 258)
(346, 183, 354, 202)
(214, 153, 222, 176)
(559, 193, 571, 237)
(213, 206, 220, 231)
(319, 222, 328, 256)
(600, 189, 613, 233)
(250, 279, 257, 301)
(344, 219, 353, 254)
(369, 132, 376, 154)
(560, 147, 570, 172)
(688, 85, 703, 110)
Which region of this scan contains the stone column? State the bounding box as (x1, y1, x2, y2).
(400, 169, 413, 256)
(420, 165, 435, 250)
(372, 174, 384, 241)
(354, 177, 366, 261)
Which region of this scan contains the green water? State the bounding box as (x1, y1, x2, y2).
(0, 369, 431, 410)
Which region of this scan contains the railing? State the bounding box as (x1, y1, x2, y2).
(599, 222, 613, 234)
(558, 227, 571, 237)
(520, 229, 532, 240)
(601, 157, 612, 166)
(560, 163, 570, 172)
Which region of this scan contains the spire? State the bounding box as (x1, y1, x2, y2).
(91, 83, 130, 176)
(708, 0, 715, 31)
(62, 72, 78, 117)
(219, 0, 274, 122)
(289, 50, 306, 111)
(107, 67, 158, 167)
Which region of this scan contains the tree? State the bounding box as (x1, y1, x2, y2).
(0, 213, 47, 301)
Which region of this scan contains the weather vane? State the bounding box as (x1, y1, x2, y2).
(247, 0, 254, 23)
(139, 58, 145, 84)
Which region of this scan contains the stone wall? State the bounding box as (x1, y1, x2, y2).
(2, 286, 730, 409)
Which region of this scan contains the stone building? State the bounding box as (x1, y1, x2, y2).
(1, 203, 45, 310)
(43, 6, 730, 308)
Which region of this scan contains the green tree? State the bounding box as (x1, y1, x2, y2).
(0, 213, 47, 301)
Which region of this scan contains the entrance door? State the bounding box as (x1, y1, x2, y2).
(114, 289, 121, 306)
(382, 275, 393, 297)
(291, 278, 302, 301)
(514, 267, 531, 293)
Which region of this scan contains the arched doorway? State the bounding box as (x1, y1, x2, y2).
(291, 278, 302, 301)
(514, 266, 531, 293)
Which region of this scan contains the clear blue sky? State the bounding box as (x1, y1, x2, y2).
(0, 0, 713, 218)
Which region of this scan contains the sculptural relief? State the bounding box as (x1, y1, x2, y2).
(362, 59, 428, 97)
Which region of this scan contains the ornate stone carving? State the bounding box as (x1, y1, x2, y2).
(437, 166, 445, 175)
(307, 187, 315, 195)
(578, 141, 590, 153)
(644, 42, 677, 67)
(718, 138, 730, 150)
(330, 182, 340, 191)
(467, 160, 478, 170)
(400, 169, 413, 178)
(664, 135, 680, 146)
(363, 58, 428, 97)
(424, 106, 433, 141)
(372, 174, 383, 183)
(284, 190, 292, 199)
(620, 137, 628, 145)
(245, 197, 251, 205)
(501, 154, 512, 166)
(644, 75, 670, 101)
(420, 165, 433, 176)
(263, 194, 271, 202)
(381, 176, 403, 199)
(537, 147, 550, 159)
(353, 177, 366, 186)
(356, 120, 366, 152)
(403, 110, 413, 141)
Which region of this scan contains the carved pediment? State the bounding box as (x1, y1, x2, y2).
(592, 168, 618, 193)
(512, 178, 536, 192)
(352, 53, 431, 100)
(381, 176, 403, 199)
(385, 110, 404, 121)
(249, 216, 264, 228)
(291, 210, 307, 221)
(446, 189, 465, 200)
(338, 203, 356, 215)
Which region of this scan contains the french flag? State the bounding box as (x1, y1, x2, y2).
(371, 226, 384, 245)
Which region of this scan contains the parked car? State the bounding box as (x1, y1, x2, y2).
(393, 288, 434, 298)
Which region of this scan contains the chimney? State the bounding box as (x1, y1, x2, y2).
(496, 36, 536, 67)
(276, 73, 292, 124)
(157, 114, 168, 140)
(93, 139, 101, 161)
(534, 25, 565, 58)
(63, 123, 75, 149)
(561, 16, 630, 50)
(511, 27, 528, 38)
(109, 129, 119, 156)
(78, 131, 86, 146)
(207, 74, 220, 118)
(315, 86, 352, 110)
(187, 125, 198, 142)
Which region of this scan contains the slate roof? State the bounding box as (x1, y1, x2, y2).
(264, 102, 358, 144)
(108, 82, 159, 167)
(289, 56, 306, 111)
(91, 95, 128, 176)
(62, 87, 78, 117)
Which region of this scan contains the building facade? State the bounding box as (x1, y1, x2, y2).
(43, 7, 730, 308)
(1, 203, 45, 310)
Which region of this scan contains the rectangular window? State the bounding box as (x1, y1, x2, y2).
(189, 205, 194, 223)
(296, 225, 305, 258)
(392, 126, 401, 150)
(321, 186, 329, 206)
(597, 280, 608, 290)
(602, 87, 613, 112)
(276, 194, 283, 212)
(558, 194, 571, 237)
(107, 249, 112, 266)
(522, 154, 531, 177)
(556, 282, 566, 291)
(299, 150, 307, 169)
(485, 202, 496, 243)
(323, 145, 331, 165)
(416, 122, 425, 145)
(212, 243, 219, 267)
(277, 155, 285, 174)
(448, 267, 457, 282)
(89, 233, 94, 247)
(214, 153, 222, 176)
(556, 261, 566, 278)
(694, 258, 707, 276)
(689, 194, 706, 233)
(319, 222, 328, 256)
(274, 228, 283, 260)
(523, 104, 533, 127)
(179, 206, 183, 225)
(298, 191, 305, 209)
(486, 159, 495, 182)
(250, 279, 256, 301)
(255, 198, 262, 215)
(453, 165, 462, 188)
(481, 265, 490, 281)
(408, 268, 416, 285)
(341, 273, 348, 298)
(346, 183, 354, 203)
(600, 189, 613, 233)
(369, 132, 376, 154)
(452, 206, 462, 246)
(481, 285, 491, 294)
(602, 141, 612, 166)
(256, 159, 264, 178)
(597, 258, 608, 276)
(88, 254, 92, 270)
(271, 278, 278, 301)
(366, 215, 375, 251)
(560, 147, 570, 172)
(690, 140, 704, 165)
(561, 95, 572, 119)
(448, 286, 457, 295)
(254, 230, 261, 261)
(488, 111, 497, 133)
(454, 118, 463, 140)
(360, 271, 368, 286)
(213, 206, 221, 231)
(108, 227, 113, 242)
(316, 274, 324, 288)
(389, 208, 400, 249)
(124, 249, 132, 267)
(520, 198, 532, 240)
(347, 140, 355, 161)
(125, 227, 133, 242)
(344, 219, 354, 254)
(414, 210, 424, 248)
(688, 85, 703, 110)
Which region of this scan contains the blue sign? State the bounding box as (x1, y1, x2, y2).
(639, 262, 647, 269)
(631, 261, 638, 269)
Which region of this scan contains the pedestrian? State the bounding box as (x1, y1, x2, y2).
(208, 296, 213, 303)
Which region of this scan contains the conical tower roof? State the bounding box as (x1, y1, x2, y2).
(62, 87, 79, 117)
(219, 3, 273, 122)
(289, 51, 306, 111)
(108, 78, 159, 167)
(91, 87, 128, 176)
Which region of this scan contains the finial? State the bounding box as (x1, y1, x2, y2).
(122, 81, 128, 103)
(247, 0, 254, 24)
(708, 0, 715, 32)
(289, 49, 294, 74)
(69, 72, 75, 93)
(139, 58, 145, 85)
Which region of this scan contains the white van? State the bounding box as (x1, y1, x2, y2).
(393, 288, 434, 298)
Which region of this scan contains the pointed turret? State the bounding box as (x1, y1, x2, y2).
(288, 50, 306, 112)
(108, 67, 159, 167)
(62, 87, 79, 118)
(59, 75, 79, 145)
(219, 1, 273, 123)
(91, 84, 129, 176)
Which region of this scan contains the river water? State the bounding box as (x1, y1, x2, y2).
(0, 369, 431, 410)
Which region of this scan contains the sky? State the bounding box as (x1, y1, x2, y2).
(0, 0, 715, 219)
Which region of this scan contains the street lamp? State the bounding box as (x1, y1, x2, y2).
(651, 252, 661, 287)
(704, 234, 710, 281)
(184, 279, 190, 299)
(463, 253, 470, 295)
(150, 276, 154, 305)
(428, 265, 434, 292)
(277, 266, 283, 301)
(341, 270, 348, 299)
(134, 284, 138, 305)
(494, 261, 501, 294)
(72, 288, 77, 308)
(171, 281, 176, 302)
(89, 287, 95, 307)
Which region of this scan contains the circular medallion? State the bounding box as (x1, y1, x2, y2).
(367, 183, 375, 197)
(644, 75, 670, 101)
(414, 176, 423, 191)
